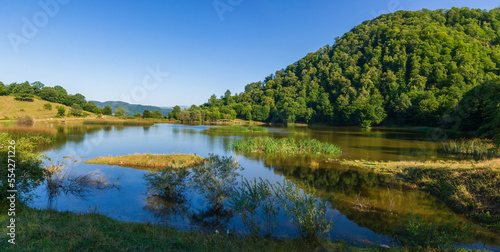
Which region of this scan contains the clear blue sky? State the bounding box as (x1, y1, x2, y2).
(0, 0, 497, 107)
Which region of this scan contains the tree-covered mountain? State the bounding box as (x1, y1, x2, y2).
(176, 7, 499, 135)
(92, 101, 172, 116)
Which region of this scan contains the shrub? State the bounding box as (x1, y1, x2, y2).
(230, 178, 281, 237)
(277, 180, 334, 240)
(70, 104, 83, 117)
(56, 106, 66, 117)
(17, 116, 34, 126)
(144, 166, 190, 202)
(394, 213, 476, 250)
(44, 103, 52, 110)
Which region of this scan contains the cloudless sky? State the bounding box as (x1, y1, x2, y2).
(0, 0, 497, 107)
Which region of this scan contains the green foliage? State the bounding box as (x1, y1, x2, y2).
(70, 104, 83, 117)
(0, 129, 54, 203)
(102, 105, 113, 115)
(115, 106, 126, 117)
(43, 103, 52, 110)
(394, 213, 476, 250)
(277, 180, 334, 240)
(206, 125, 268, 133)
(56, 106, 66, 117)
(13, 82, 34, 101)
(230, 137, 341, 155)
(230, 178, 281, 237)
(176, 8, 500, 128)
(0, 81, 5, 95)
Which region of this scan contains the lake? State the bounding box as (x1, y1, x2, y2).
(30, 123, 499, 249)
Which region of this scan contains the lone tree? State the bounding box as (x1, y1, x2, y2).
(115, 107, 125, 117)
(103, 105, 113, 115)
(56, 106, 66, 117)
(13, 82, 34, 101)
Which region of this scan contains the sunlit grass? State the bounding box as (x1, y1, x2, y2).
(84, 154, 205, 170)
(206, 125, 268, 133)
(438, 138, 500, 159)
(230, 137, 341, 155)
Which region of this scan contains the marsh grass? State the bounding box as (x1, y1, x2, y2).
(0, 127, 56, 145)
(394, 213, 476, 250)
(206, 125, 268, 133)
(438, 138, 500, 159)
(340, 159, 500, 230)
(84, 154, 205, 170)
(83, 120, 155, 126)
(230, 137, 341, 155)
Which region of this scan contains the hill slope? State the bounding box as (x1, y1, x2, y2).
(0, 96, 83, 119)
(201, 7, 500, 128)
(92, 101, 172, 116)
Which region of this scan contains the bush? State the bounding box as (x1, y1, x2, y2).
(56, 106, 66, 117)
(143, 166, 190, 202)
(70, 104, 83, 117)
(17, 116, 34, 126)
(44, 103, 52, 110)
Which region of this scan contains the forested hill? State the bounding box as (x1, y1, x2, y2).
(92, 101, 172, 116)
(195, 7, 500, 130)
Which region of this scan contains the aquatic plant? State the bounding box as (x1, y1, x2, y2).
(230, 178, 281, 237)
(230, 137, 341, 155)
(438, 138, 500, 159)
(277, 180, 334, 240)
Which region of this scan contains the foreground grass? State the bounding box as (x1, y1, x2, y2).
(83, 119, 155, 126)
(230, 137, 342, 155)
(0, 127, 56, 145)
(438, 139, 500, 159)
(0, 207, 393, 252)
(206, 125, 268, 133)
(340, 159, 500, 230)
(84, 154, 205, 170)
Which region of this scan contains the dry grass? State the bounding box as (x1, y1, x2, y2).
(0, 95, 87, 119)
(84, 154, 205, 170)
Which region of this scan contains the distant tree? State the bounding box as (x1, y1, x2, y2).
(115, 107, 125, 117)
(152, 110, 162, 119)
(133, 113, 142, 118)
(72, 93, 86, 105)
(224, 90, 233, 105)
(39, 87, 59, 102)
(171, 105, 181, 120)
(56, 106, 66, 117)
(31, 81, 45, 95)
(43, 103, 52, 110)
(13, 82, 34, 101)
(0, 82, 5, 96)
(142, 109, 152, 118)
(70, 104, 83, 117)
(103, 105, 113, 115)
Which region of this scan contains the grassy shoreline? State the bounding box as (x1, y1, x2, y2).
(338, 158, 500, 231)
(205, 125, 268, 133)
(230, 137, 342, 155)
(84, 154, 205, 170)
(0, 207, 391, 252)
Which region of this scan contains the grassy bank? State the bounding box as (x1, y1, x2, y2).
(83, 119, 155, 126)
(340, 159, 500, 230)
(206, 125, 268, 133)
(0, 207, 389, 252)
(84, 154, 205, 170)
(230, 137, 341, 155)
(438, 138, 500, 159)
(0, 127, 56, 145)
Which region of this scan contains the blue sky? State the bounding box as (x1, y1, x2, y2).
(0, 0, 497, 107)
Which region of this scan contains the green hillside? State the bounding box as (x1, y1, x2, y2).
(92, 101, 172, 116)
(181, 7, 500, 138)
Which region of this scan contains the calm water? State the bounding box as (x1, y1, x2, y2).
(29, 124, 499, 249)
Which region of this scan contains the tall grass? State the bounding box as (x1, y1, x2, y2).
(206, 125, 268, 133)
(230, 137, 341, 155)
(1, 127, 56, 145)
(438, 138, 500, 159)
(17, 116, 35, 126)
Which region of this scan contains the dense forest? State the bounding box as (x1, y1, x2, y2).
(171, 7, 500, 140)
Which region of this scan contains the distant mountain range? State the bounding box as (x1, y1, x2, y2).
(92, 101, 173, 116)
